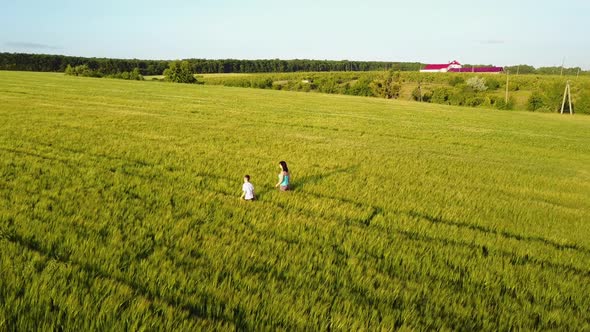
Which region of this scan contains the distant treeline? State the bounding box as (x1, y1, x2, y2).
(0, 53, 421, 75)
(503, 64, 585, 76)
(1, 52, 587, 76)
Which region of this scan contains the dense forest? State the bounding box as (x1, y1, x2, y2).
(1, 53, 587, 76)
(0, 53, 421, 75)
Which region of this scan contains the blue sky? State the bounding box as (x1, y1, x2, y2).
(1, 0, 589, 68)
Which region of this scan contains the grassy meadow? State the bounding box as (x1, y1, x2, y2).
(1, 71, 590, 330)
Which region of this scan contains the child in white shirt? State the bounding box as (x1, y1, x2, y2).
(241, 175, 255, 201)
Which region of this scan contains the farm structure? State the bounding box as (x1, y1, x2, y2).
(421, 60, 503, 74)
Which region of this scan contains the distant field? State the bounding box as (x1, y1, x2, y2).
(1, 71, 589, 330)
(200, 73, 253, 78)
(143, 75, 165, 80)
(145, 73, 253, 81)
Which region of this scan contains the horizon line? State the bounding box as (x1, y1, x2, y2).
(1, 51, 588, 71)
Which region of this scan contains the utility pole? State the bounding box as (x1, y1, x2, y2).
(560, 81, 573, 115)
(505, 70, 509, 104)
(560, 57, 565, 76)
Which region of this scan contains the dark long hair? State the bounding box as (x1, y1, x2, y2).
(279, 161, 289, 173)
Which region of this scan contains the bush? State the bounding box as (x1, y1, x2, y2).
(386, 71, 402, 99)
(466, 96, 487, 107)
(129, 68, 143, 80)
(421, 90, 433, 102)
(431, 87, 453, 105)
(370, 70, 401, 99)
(412, 86, 433, 102)
(448, 76, 465, 86)
(64, 64, 74, 76)
(527, 91, 545, 111)
(486, 77, 501, 90)
(411, 85, 433, 103)
(369, 80, 385, 97)
(495, 96, 515, 110)
(574, 89, 590, 114)
(164, 61, 196, 84)
(346, 77, 373, 97)
(481, 96, 493, 108)
(251, 77, 273, 89)
(64, 64, 102, 78)
(448, 90, 466, 106)
(466, 77, 487, 92)
(541, 82, 565, 112)
(104, 68, 144, 81)
(318, 77, 339, 94)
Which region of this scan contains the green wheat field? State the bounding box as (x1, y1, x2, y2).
(1, 71, 589, 330)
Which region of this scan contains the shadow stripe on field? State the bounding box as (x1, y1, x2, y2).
(0, 232, 243, 328)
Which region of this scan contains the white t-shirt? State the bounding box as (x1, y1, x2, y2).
(242, 182, 255, 200)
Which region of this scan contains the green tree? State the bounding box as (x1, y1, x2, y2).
(163, 61, 196, 83)
(385, 70, 402, 99)
(370, 70, 401, 99)
(129, 68, 144, 80)
(64, 64, 75, 76)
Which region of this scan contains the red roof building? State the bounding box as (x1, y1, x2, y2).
(449, 67, 503, 73)
(420, 60, 503, 74)
(421, 60, 462, 72)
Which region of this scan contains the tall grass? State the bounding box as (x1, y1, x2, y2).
(1, 71, 589, 330)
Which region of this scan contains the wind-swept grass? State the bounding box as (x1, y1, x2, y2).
(1, 71, 589, 330)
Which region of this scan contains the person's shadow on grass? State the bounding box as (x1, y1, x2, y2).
(280, 164, 360, 192)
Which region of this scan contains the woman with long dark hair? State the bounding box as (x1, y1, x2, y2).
(275, 161, 290, 191)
